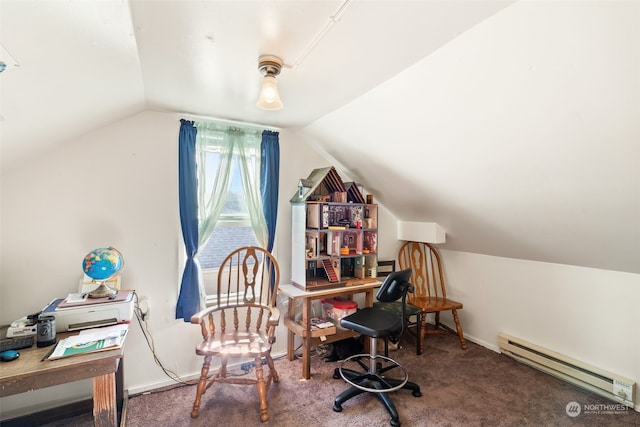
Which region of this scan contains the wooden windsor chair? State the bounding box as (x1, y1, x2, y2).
(190, 246, 281, 423)
(398, 241, 466, 354)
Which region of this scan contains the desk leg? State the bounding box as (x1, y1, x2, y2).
(93, 372, 117, 427)
(116, 358, 126, 426)
(302, 297, 312, 380)
(287, 296, 295, 361)
(365, 289, 374, 307)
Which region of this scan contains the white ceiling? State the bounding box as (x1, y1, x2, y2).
(1, 1, 639, 274)
(0, 0, 511, 167)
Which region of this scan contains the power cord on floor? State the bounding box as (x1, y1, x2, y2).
(132, 292, 285, 389)
(132, 292, 197, 386)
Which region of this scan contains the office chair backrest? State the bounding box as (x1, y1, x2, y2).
(376, 268, 413, 303)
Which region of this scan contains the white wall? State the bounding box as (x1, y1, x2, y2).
(1, 111, 182, 416)
(0, 110, 399, 417)
(2, 111, 638, 417)
(440, 250, 640, 386)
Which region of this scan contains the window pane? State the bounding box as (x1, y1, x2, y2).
(221, 161, 249, 218)
(197, 153, 258, 271)
(197, 226, 258, 269)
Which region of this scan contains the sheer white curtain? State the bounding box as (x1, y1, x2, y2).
(235, 137, 269, 247)
(195, 121, 268, 250)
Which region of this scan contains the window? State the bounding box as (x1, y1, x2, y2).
(195, 133, 261, 295)
(197, 161, 258, 269)
(177, 119, 278, 321)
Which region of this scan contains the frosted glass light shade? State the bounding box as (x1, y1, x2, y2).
(256, 75, 283, 110)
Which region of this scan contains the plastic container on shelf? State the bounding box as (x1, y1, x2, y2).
(320, 298, 336, 322)
(321, 298, 358, 330)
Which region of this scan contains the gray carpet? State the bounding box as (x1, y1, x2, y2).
(42, 333, 640, 426)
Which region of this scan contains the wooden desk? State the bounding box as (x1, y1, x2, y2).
(279, 281, 380, 380)
(0, 331, 126, 426)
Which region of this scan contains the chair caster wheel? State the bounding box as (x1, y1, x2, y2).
(332, 403, 343, 412)
(390, 418, 401, 427)
(333, 371, 340, 380)
(412, 390, 422, 397)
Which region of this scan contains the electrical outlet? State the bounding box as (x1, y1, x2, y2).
(138, 296, 150, 320)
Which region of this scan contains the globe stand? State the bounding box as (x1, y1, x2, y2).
(88, 281, 118, 299)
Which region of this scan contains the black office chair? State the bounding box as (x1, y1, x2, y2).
(332, 269, 422, 427)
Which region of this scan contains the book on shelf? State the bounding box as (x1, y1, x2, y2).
(310, 317, 334, 329)
(309, 317, 337, 338)
(47, 324, 128, 360)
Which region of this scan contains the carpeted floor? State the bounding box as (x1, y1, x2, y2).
(41, 333, 640, 426)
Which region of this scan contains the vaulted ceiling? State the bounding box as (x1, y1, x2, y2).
(1, 1, 638, 273)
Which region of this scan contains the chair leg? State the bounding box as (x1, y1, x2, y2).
(451, 309, 467, 350)
(385, 377, 422, 396)
(265, 354, 280, 384)
(255, 360, 270, 422)
(419, 313, 427, 355)
(415, 313, 423, 355)
(191, 355, 212, 418)
(374, 391, 400, 427)
(333, 385, 368, 411)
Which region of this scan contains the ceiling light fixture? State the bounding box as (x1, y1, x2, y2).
(256, 55, 283, 111)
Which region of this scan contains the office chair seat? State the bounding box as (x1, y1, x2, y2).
(339, 307, 402, 338)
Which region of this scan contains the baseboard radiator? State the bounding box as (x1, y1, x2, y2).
(498, 333, 635, 408)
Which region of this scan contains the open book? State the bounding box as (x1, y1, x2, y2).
(47, 324, 128, 360)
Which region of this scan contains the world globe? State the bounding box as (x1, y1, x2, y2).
(83, 247, 124, 298)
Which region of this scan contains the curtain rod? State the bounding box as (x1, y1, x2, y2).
(180, 113, 280, 132)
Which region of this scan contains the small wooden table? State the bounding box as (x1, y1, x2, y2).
(0, 331, 127, 426)
(279, 281, 380, 380)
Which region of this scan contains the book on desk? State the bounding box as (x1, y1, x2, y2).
(46, 324, 128, 360)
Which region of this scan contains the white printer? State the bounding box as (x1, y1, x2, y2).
(42, 290, 134, 332)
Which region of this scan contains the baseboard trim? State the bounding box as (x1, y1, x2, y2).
(126, 352, 289, 396)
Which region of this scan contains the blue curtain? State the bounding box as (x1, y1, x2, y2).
(261, 130, 279, 293)
(260, 130, 280, 253)
(176, 119, 200, 321)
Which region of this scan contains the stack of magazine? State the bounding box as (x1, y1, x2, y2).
(46, 324, 128, 360)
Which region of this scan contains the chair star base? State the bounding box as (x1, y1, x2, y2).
(332, 341, 421, 427)
(331, 270, 422, 427)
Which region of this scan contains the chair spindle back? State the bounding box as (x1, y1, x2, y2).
(398, 241, 447, 303)
(199, 246, 280, 340)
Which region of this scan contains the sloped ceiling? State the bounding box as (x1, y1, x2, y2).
(300, 1, 640, 273)
(1, 1, 638, 273)
(1, 0, 511, 167)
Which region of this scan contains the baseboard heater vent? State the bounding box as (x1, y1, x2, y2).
(498, 333, 635, 407)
